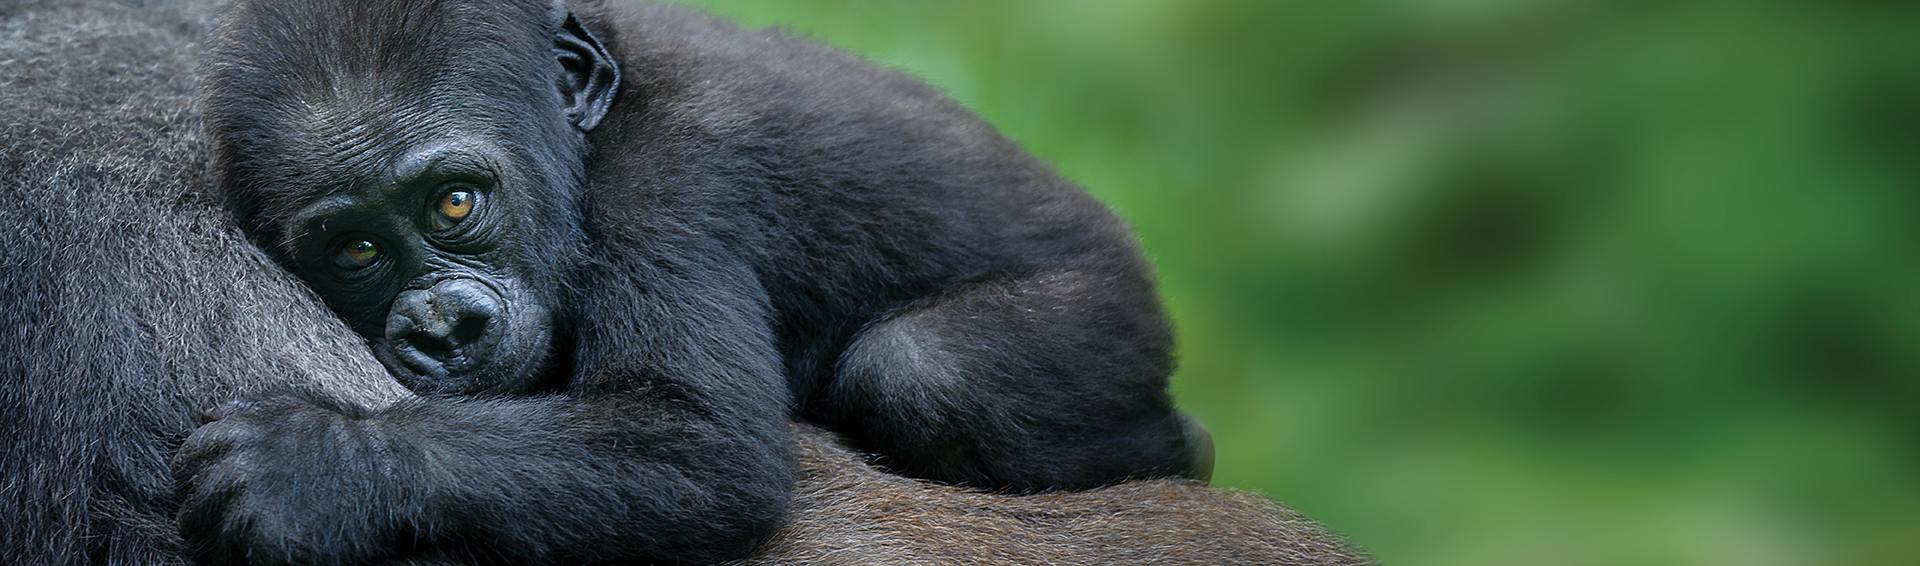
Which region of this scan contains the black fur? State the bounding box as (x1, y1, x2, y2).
(177, 0, 1209, 564)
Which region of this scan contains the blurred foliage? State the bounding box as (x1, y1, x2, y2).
(662, 1, 1920, 564)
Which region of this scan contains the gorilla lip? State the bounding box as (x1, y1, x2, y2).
(392, 342, 460, 381)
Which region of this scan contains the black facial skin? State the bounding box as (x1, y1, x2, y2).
(180, 0, 1213, 564)
(278, 137, 562, 394)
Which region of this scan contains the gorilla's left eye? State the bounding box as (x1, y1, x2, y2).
(430, 189, 476, 231)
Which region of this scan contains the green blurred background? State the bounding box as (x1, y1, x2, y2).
(663, 1, 1920, 564)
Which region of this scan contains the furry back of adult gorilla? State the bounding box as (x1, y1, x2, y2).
(0, 0, 1370, 564)
(0, 0, 415, 562)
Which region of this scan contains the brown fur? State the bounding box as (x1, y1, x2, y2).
(740, 425, 1373, 566)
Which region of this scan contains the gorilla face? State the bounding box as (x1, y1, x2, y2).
(275, 134, 562, 394)
(206, 2, 615, 395)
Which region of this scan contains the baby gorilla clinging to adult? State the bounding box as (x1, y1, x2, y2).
(176, 0, 1212, 564)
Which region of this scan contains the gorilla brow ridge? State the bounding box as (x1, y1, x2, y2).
(206, 0, 572, 239)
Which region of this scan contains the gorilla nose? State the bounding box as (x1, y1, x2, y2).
(386, 279, 501, 364)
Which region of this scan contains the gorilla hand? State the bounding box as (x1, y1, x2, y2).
(173, 395, 400, 566)
(172, 392, 785, 565)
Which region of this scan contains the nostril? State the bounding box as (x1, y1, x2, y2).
(449, 311, 490, 348)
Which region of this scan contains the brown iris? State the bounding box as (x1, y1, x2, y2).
(431, 189, 475, 231)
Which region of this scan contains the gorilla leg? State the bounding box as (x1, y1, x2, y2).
(830, 269, 1209, 491)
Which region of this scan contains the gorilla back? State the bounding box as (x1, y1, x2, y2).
(0, 0, 414, 562)
(187, 0, 1207, 562)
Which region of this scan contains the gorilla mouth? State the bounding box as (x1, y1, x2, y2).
(383, 333, 498, 394)
(391, 342, 473, 379)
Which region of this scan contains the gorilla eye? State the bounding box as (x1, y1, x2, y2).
(430, 189, 476, 231)
(333, 239, 382, 269)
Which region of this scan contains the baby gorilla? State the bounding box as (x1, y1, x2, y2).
(178, 0, 1211, 563)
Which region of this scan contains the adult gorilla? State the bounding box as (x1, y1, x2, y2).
(0, 0, 412, 562)
(3, 1, 1369, 565)
(185, 0, 1210, 563)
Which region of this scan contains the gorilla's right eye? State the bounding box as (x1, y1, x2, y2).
(333, 239, 381, 269)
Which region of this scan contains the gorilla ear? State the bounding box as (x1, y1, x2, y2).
(554, 13, 619, 132)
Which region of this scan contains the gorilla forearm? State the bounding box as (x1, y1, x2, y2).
(176, 394, 789, 565)
(294, 424, 1374, 566)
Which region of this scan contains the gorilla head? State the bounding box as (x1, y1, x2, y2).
(205, 0, 617, 394)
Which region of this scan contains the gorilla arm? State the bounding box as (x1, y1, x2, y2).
(175, 395, 784, 565)
(173, 250, 792, 566)
(358, 423, 1374, 566)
